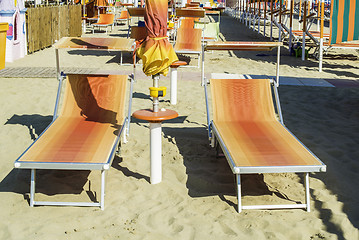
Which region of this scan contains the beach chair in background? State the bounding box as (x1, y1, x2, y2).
(174, 7, 205, 41)
(174, 27, 203, 68)
(130, 26, 147, 65)
(179, 18, 195, 29)
(194, 21, 220, 42)
(130, 26, 147, 46)
(14, 74, 134, 210)
(316, 0, 359, 71)
(115, 10, 131, 26)
(127, 7, 146, 38)
(204, 78, 326, 213)
(92, 13, 115, 34)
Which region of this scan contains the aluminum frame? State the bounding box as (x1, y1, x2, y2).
(29, 169, 106, 210)
(201, 42, 281, 87)
(204, 79, 326, 213)
(54, 40, 136, 69)
(236, 172, 310, 212)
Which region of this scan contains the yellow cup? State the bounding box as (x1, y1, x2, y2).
(149, 87, 167, 98)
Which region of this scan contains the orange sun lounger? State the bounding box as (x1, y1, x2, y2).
(14, 74, 133, 210)
(174, 27, 203, 68)
(92, 13, 115, 34)
(204, 78, 326, 213)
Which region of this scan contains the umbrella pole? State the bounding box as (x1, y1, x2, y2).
(152, 74, 159, 113)
(151, 73, 161, 184)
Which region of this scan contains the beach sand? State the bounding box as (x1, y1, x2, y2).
(0, 13, 359, 239)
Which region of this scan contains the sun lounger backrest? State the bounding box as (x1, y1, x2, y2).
(210, 78, 277, 122)
(60, 74, 127, 124)
(180, 18, 195, 29)
(97, 14, 115, 24)
(174, 27, 202, 51)
(130, 26, 147, 41)
(118, 10, 130, 20)
(194, 22, 219, 40)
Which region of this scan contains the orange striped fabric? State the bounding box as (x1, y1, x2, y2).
(180, 18, 195, 29)
(210, 78, 321, 167)
(330, 0, 359, 44)
(18, 75, 127, 164)
(95, 14, 115, 25)
(292, 30, 330, 38)
(174, 28, 202, 52)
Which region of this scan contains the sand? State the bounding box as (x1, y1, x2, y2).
(0, 13, 359, 240)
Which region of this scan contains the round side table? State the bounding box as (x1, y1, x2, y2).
(132, 109, 178, 184)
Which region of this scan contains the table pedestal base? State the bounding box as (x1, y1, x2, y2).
(150, 122, 162, 184)
(132, 109, 178, 185)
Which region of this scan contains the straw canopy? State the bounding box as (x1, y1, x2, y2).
(136, 0, 178, 76)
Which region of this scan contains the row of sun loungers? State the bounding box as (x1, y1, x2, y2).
(232, 0, 359, 71)
(12, 34, 327, 213)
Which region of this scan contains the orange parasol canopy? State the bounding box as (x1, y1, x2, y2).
(136, 0, 178, 76)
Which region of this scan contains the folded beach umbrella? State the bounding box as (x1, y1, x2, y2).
(136, 0, 178, 76)
(132, 0, 179, 185)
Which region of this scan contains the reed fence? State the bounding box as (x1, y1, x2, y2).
(26, 5, 82, 53)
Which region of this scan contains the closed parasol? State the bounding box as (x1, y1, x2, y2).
(133, 0, 179, 184)
(136, 0, 178, 77)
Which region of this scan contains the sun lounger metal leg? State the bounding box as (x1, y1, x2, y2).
(120, 52, 123, 65)
(273, 81, 284, 123)
(30, 169, 36, 207)
(276, 45, 281, 86)
(28, 169, 106, 209)
(236, 174, 242, 213)
(302, 31, 306, 61)
(55, 48, 60, 81)
(305, 172, 310, 212)
(263, 19, 266, 37)
(204, 82, 212, 140)
(53, 74, 65, 121)
(201, 44, 205, 86)
(100, 170, 105, 210)
(319, 38, 323, 72)
(126, 75, 135, 137)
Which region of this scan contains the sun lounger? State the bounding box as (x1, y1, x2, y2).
(194, 22, 220, 42)
(130, 26, 147, 65)
(14, 74, 134, 210)
(116, 10, 131, 26)
(127, 7, 146, 38)
(204, 78, 326, 213)
(174, 27, 203, 68)
(92, 13, 115, 34)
